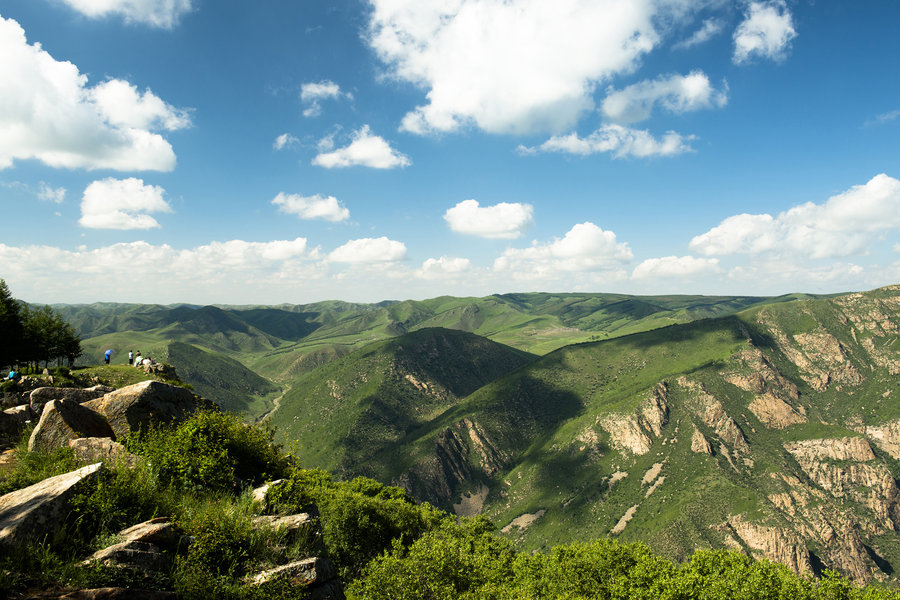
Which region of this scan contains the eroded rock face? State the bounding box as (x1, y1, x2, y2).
(0, 462, 103, 546)
(784, 437, 900, 532)
(691, 427, 713, 455)
(28, 399, 115, 453)
(865, 419, 900, 459)
(83, 380, 202, 438)
(600, 383, 669, 456)
(677, 377, 749, 454)
(719, 514, 813, 575)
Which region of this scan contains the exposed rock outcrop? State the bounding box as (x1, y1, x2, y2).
(600, 383, 669, 455)
(28, 399, 116, 453)
(677, 377, 749, 454)
(29, 385, 113, 415)
(68, 437, 139, 467)
(83, 380, 203, 438)
(0, 462, 103, 546)
(718, 514, 813, 575)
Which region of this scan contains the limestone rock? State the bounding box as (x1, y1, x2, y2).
(865, 419, 900, 459)
(720, 514, 813, 575)
(748, 392, 806, 429)
(251, 479, 285, 505)
(0, 462, 103, 546)
(29, 386, 110, 415)
(600, 383, 669, 456)
(54, 588, 177, 599)
(85, 540, 170, 574)
(678, 376, 749, 454)
(252, 513, 313, 532)
(249, 556, 336, 586)
(68, 437, 139, 467)
(117, 517, 180, 547)
(691, 428, 714, 455)
(83, 380, 203, 438)
(28, 400, 115, 453)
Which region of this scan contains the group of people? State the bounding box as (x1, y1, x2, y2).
(128, 349, 155, 367)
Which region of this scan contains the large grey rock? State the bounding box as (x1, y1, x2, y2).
(252, 513, 313, 532)
(83, 380, 202, 438)
(84, 540, 170, 574)
(54, 588, 177, 599)
(28, 400, 115, 453)
(251, 479, 284, 506)
(30, 386, 111, 414)
(248, 556, 336, 586)
(82, 518, 180, 576)
(0, 462, 103, 546)
(68, 437, 139, 467)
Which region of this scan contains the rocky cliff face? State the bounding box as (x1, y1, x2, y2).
(377, 285, 900, 585)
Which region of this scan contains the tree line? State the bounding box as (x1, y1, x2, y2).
(0, 279, 82, 372)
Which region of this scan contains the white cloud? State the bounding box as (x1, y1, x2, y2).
(443, 199, 533, 239)
(368, 0, 659, 135)
(601, 71, 727, 124)
(417, 256, 472, 279)
(300, 80, 351, 118)
(79, 177, 172, 230)
(0, 237, 324, 303)
(328, 237, 407, 263)
(519, 124, 694, 158)
(90, 79, 191, 131)
(55, 0, 193, 28)
(864, 110, 900, 128)
(312, 125, 410, 169)
(733, 1, 797, 64)
(690, 174, 900, 259)
(273, 133, 299, 150)
(494, 222, 632, 279)
(632, 255, 720, 279)
(0, 17, 186, 171)
(38, 182, 66, 203)
(272, 192, 350, 222)
(674, 18, 724, 50)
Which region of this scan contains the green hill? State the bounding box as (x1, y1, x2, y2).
(279, 285, 900, 585)
(269, 327, 536, 476)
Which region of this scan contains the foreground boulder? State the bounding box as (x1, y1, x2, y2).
(82, 518, 181, 577)
(1, 404, 36, 449)
(69, 437, 139, 467)
(0, 462, 103, 546)
(30, 386, 113, 415)
(28, 400, 115, 453)
(83, 380, 204, 438)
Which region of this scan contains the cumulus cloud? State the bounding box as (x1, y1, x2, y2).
(38, 182, 66, 203)
(632, 255, 720, 279)
(601, 71, 727, 124)
(272, 192, 350, 222)
(690, 174, 900, 259)
(55, 0, 193, 28)
(299, 80, 351, 117)
(674, 18, 724, 50)
(273, 133, 299, 150)
(0, 17, 188, 171)
(368, 0, 659, 135)
(519, 124, 693, 158)
(328, 237, 407, 263)
(494, 222, 632, 279)
(443, 199, 533, 239)
(312, 125, 410, 169)
(417, 256, 472, 279)
(733, 1, 797, 64)
(0, 237, 324, 303)
(79, 177, 172, 230)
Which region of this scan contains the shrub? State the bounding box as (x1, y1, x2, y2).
(129, 409, 290, 493)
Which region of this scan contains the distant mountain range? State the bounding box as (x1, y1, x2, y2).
(55, 286, 900, 583)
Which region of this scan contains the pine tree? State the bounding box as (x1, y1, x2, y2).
(0, 279, 24, 370)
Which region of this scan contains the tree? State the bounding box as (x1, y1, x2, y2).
(21, 304, 82, 369)
(0, 279, 24, 370)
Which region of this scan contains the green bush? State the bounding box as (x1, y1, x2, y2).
(129, 409, 290, 493)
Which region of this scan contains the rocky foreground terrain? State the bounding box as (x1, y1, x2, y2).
(0, 378, 343, 599)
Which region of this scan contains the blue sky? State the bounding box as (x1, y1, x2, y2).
(1, 0, 898, 305)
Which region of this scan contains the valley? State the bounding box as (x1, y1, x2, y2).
(61, 285, 900, 584)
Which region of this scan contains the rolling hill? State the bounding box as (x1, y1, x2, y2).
(272, 285, 900, 585)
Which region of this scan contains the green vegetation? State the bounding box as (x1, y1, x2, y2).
(1, 279, 81, 372)
(2, 407, 895, 599)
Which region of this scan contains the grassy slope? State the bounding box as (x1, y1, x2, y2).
(297, 286, 900, 581)
(270, 327, 536, 477)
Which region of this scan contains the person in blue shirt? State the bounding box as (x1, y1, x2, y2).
(104, 349, 112, 365)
